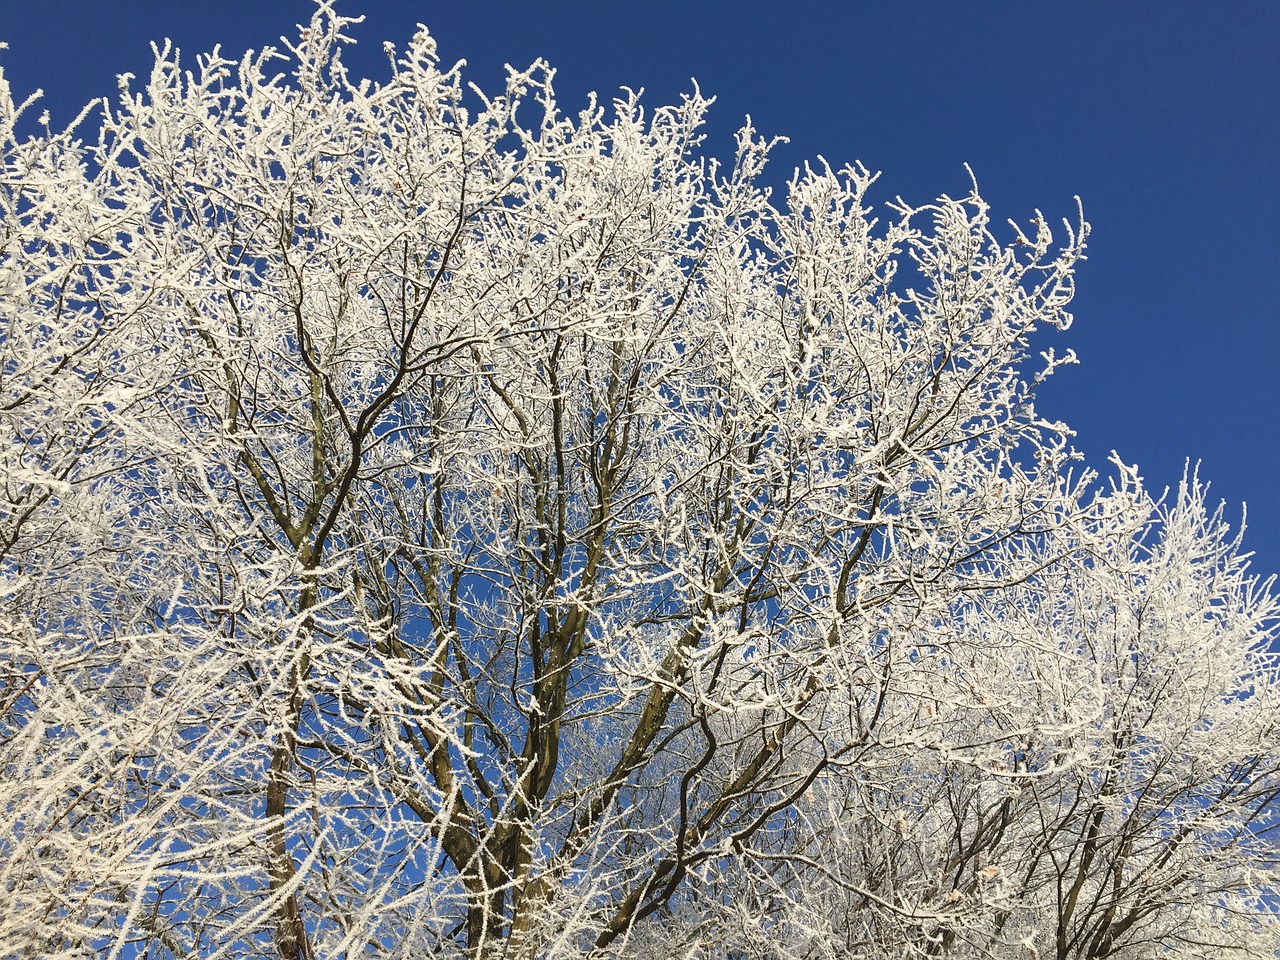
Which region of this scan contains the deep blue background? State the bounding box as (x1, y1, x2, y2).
(3, 2, 1277, 578)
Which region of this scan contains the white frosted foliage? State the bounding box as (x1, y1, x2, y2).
(0, 5, 1276, 958)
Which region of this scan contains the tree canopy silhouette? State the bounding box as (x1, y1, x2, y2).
(1, 6, 1277, 958)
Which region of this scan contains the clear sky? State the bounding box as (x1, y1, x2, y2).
(3, 1, 1277, 577)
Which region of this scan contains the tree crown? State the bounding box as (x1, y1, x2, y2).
(1, 6, 1276, 958)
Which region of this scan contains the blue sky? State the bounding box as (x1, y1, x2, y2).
(3, 1, 1277, 577)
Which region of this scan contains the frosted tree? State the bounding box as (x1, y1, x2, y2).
(1, 6, 1276, 958)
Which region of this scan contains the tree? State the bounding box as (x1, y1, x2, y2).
(1, 6, 1277, 958)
